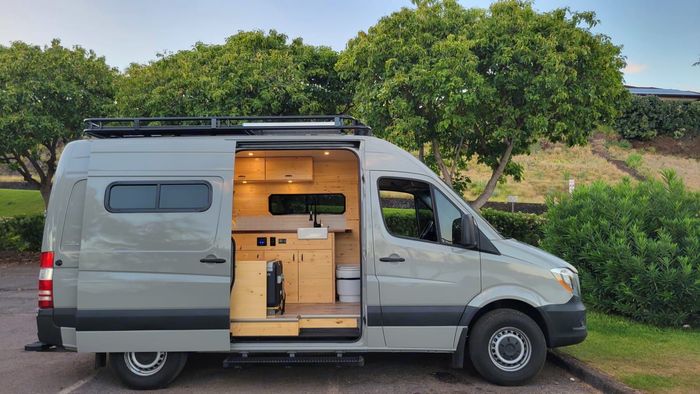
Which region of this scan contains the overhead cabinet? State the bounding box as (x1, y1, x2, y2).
(234, 158, 266, 182)
(265, 157, 313, 182)
(234, 157, 313, 183)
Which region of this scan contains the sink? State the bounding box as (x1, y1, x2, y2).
(297, 227, 329, 240)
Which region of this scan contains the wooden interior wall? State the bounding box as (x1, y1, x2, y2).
(233, 152, 360, 265)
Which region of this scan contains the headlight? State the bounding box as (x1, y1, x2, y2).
(550, 268, 580, 297)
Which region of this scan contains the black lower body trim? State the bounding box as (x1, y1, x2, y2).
(367, 305, 466, 326)
(538, 296, 587, 347)
(37, 309, 63, 346)
(76, 308, 229, 331)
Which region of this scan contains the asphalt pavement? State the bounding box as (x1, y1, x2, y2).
(0, 262, 598, 393)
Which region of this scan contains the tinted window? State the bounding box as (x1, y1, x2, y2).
(108, 184, 157, 210)
(378, 178, 437, 242)
(269, 194, 345, 215)
(160, 184, 210, 210)
(106, 182, 211, 212)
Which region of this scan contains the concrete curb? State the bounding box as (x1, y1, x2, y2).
(548, 350, 640, 394)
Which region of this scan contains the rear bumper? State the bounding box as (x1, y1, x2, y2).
(36, 309, 63, 347)
(538, 296, 587, 348)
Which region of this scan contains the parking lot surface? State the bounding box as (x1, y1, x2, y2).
(0, 262, 597, 393)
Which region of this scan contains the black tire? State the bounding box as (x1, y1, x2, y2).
(109, 351, 188, 390)
(468, 309, 546, 386)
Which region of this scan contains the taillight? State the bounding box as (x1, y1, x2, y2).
(38, 251, 54, 309)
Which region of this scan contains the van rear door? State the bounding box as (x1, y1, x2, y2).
(75, 138, 234, 352)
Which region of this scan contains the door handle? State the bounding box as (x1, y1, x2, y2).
(379, 254, 405, 263)
(200, 256, 226, 264)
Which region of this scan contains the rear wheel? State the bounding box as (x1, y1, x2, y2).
(468, 309, 546, 386)
(109, 351, 188, 390)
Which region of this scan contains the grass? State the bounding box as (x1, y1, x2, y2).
(462, 143, 632, 202)
(608, 145, 700, 190)
(625, 152, 644, 170)
(0, 189, 44, 217)
(561, 311, 700, 393)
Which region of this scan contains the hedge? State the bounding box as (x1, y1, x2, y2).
(615, 95, 700, 140)
(381, 207, 545, 246)
(480, 208, 546, 246)
(541, 170, 700, 327)
(0, 215, 44, 252)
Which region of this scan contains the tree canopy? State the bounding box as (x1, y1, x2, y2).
(115, 30, 350, 116)
(0, 39, 117, 207)
(338, 0, 627, 207)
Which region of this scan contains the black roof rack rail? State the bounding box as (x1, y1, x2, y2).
(83, 115, 372, 138)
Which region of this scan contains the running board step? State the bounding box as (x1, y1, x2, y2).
(223, 354, 364, 368)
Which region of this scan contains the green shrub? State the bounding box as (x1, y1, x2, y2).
(480, 208, 546, 246)
(625, 153, 643, 170)
(0, 214, 45, 251)
(615, 96, 700, 140)
(541, 170, 700, 326)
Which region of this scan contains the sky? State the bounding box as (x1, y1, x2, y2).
(1, 0, 698, 91)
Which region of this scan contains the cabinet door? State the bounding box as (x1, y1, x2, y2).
(235, 157, 266, 182)
(265, 157, 313, 182)
(299, 250, 334, 303)
(235, 250, 265, 261)
(265, 251, 299, 303)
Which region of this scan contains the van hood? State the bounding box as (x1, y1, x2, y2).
(491, 238, 577, 273)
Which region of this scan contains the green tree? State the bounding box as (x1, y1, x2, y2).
(116, 30, 350, 116)
(0, 40, 117, 207)
(338, 0, 626, 208)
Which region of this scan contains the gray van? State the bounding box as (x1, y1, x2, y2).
(27, 116, 586, 389)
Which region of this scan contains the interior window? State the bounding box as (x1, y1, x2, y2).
(378, 178, 437, 242)
(434, 189, 463, 245)
(269, 193, 345, 215)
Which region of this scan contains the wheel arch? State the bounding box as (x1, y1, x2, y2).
(464, 299, 550, 347)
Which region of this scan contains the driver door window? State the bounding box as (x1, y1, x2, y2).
(378, 178, 437, 242)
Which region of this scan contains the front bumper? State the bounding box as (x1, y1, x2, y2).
(538, 296, 587, 348)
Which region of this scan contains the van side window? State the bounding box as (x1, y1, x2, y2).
(106, 182, 212, 212)
(378, 178, 437, 242)
(434, 188, 462, 245)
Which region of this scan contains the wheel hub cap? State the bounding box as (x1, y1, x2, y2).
(124, 352, 168, 377)
(488, 327, 531, 372)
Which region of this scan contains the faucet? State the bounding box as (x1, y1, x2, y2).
(308, 209, 321, 228)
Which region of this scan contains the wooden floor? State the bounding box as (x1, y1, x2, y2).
(282, 303, 360, 318)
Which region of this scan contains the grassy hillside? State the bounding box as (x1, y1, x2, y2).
(0, 189, 44, 217)
(460, 136, 700, 203)
(462, 143, 632, 203)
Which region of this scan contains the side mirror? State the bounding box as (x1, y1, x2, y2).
(458, 213, 478, 248)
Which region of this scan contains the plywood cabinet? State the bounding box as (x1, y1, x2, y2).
(265, 157, 313, 182)
(299, 250, 334, 303)
(233, 232, 335, 304)
(234, 157, 266, 182)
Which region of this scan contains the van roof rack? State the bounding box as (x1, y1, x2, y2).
(83, 115, 372, 138)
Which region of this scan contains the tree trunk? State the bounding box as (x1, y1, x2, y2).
(471, 139, 515, 210)
(431, 138, 453, 187)
(39, 182, 52, 210)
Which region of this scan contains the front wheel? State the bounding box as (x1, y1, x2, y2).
(109, 351, 188, 390)
(468, 309, 546, 386)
